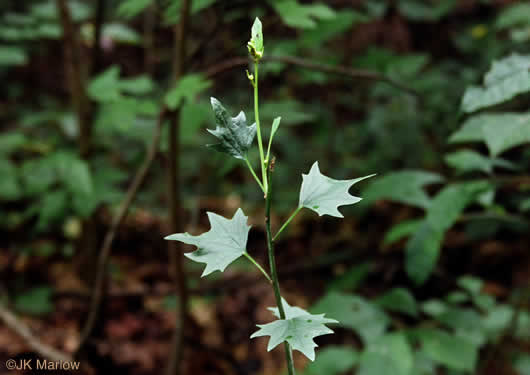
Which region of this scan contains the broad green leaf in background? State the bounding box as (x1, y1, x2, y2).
(31, 0, 91, 22)
(207, 98, 256, 160)
(36, 190, 68, 231)
(300, 10, 369, 48)
(426, 182, 490, 231)
(303, 346, 358, 375)
(0, 132, 27, 155)
(165, 74, 211, 110)
(118, 0, 153, 19)
(513, 354, 530, 375)
(90, 23, 142, 45)
(20, 158, 57, 196)
(119, 75, 154, 95)
(444, 150, 494, 174)
(362, 170, 444, 209)
(0, 159, 20, 201)
(457, 275, 483, 295)
(311, 292, 389, 344)
(496, 3, 530, 30)
(0, 46, 27, 66)
(483, 115, 530, 156)
(461, 54, 530, 113)
(270, 0, 336, 29)
(88, 66, 122, 102)
(413, 328, 478, 371)
(375, 287, 418, 317)
(165, 208, 250, 276)
(327, 262, 373, 292)
(405, 221, 444, 285)
(384, 219, 423, 245)
(163, 0, 217, 25)
(251, 298, 338, 361)
(406, 182, 490, 284)
(449, 112, 530, 156)
(52, 152, 93, 196)
(298, 162, 374, 217)
(358, 333, 414, 375)
(14, 286, 54, 316)
(398, 0, 456, 22)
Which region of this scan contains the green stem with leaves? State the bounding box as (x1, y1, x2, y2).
(265, 164, 296, 375)
(253, 61, 268, 192)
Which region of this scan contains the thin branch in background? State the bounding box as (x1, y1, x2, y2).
(203, 55, 418, 96)
(75, 108, 168, 355)
(91, 0, 106, 75)
(55, 0, 92, 157)
(165, 0, 192, 373)
(143, 3, 158, 75)
(0, 305, 72, 362)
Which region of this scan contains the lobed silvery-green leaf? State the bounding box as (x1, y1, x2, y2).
(164, 208, 250, 276)
(207, 97, 256, 160)
(461, 54, 530, 113)
(298, 161, 374, 218)
(251, 298, 338, 361)
(449, 112, 530, 156)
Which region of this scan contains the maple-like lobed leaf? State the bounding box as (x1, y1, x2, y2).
(207, 97, 257, 160)
(164, 208, 250, 276)
(299, 161, 375, 217)
(251, 298, 339, 361)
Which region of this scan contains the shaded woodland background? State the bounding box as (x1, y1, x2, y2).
(0, 0, 529, 374)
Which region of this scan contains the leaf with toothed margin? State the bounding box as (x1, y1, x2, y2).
(298, 161, 375, 217)
(207, 97, 256, 160)
(164, 208, 250, 276)
(251, 298, 339, 361)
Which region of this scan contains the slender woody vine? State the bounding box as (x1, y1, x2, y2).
(165, 18, 374, 373)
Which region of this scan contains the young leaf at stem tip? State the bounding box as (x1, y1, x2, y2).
(164, 208, 250, 276)
(299, 161, 375, 217)
(250, 298, 339, 361)
(247, 17, 264, 60)
(207, 97, 257, 160)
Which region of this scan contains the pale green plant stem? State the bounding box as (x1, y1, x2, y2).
(253, 61, 268, 193)
(265, 165, 296, 375)
(243, 252, 272, 283)
(244, 156, 265, 193)
(273, 206, 302, 241)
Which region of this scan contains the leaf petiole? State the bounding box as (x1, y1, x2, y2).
(273, 206, 303, 241)
(244, 252, 272, 283)
(244, 157, 265, 193)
